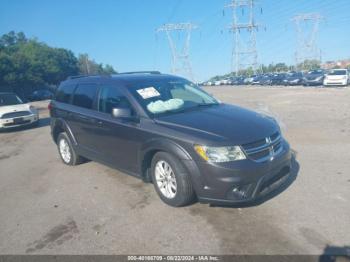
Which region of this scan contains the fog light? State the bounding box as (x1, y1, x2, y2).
(232, 187, 248, 199)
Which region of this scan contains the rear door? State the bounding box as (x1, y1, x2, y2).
(68, 83, 100, 154)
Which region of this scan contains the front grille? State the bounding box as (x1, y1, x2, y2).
(3, 120, 31, 127)
(241, 132, 283, 162)
(326, 82, 343, 85)
(1, 111, 31, 119)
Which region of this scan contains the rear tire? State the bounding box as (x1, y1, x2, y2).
(57, 132, 84, 166)
(151, 152, 196, 207)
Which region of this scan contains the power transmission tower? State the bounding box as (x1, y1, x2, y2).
(292, 13, 324, 70)
(225, 0, 260, 76)
(157, 23, 197, 81)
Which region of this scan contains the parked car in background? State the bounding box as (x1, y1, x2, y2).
(0, 92, 39, 130)
(252, 75, 263, 85)
(28, 89, 54, 101)
(283, 72, 303, 86)
(231, 76, 245, 85)
(244, 75, 256, 85)
(270, 73, 287, 85)
(220, 79, 230, 85)
(302, 69, 325, 86)
(259, 74, 274, 86)
(50, 72, 292, 207)
(323, 69, 349, 87)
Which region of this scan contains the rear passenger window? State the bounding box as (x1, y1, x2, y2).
(73, 83, 98, 109)
(98, 86, 133, 114)
(55, 84, 76, 103)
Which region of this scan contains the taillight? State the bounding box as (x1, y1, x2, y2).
(48, 103, 52, 111)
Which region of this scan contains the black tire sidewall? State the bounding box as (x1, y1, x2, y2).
(151, 152, 194, 207)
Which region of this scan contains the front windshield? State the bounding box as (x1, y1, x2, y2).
(328, 70, 347, 76)
(129, 79, 219, 117)
(0, 93, 23, 106)
(309, 70, 323, 75)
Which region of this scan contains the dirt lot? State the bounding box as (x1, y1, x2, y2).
(0, 86, 349, 255)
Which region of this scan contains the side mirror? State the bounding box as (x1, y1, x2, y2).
(112, 108, 132, 119)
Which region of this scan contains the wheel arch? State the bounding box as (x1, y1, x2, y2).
(52, 118, 77, 145)
(139, 138, 192, 182)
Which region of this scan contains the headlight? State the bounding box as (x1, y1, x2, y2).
(29, 105, 38, 114)
(315, 76, 323, 81)
(194, 145, 246, 163)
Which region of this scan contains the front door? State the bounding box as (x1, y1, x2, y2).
(91, 85, 143, 173)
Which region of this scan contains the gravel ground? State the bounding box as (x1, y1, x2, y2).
(0, 86, 349, 255)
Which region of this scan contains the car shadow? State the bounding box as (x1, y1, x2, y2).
(0, 117, 51, 133)
(36, 117, 51, 128)
(209, 149, 300, 208)
(319, 245, 350, 262)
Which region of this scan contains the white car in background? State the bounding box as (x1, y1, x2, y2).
(323, 69, 349, 87)
(0, 92, 39, 130)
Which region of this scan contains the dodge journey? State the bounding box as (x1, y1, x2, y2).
(49, 72, 292, 207)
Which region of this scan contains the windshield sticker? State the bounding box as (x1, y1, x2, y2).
(136, 87, 160, 99)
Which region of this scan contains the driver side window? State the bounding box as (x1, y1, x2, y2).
(98, 86, 133, 114)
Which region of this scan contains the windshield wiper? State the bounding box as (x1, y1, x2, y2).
(195, 103, 220, 108)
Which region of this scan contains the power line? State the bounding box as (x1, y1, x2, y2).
(167, 0, 183, 22)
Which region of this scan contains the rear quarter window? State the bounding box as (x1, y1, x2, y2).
(55, 84, 76, 103)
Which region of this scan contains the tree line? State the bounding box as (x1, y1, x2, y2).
(0, 31, 117, 97)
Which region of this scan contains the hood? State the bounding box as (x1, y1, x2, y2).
(0, 104, 31, 117)
(326, 75, 347, 80)
(306, 74, 323, 80)
(155, 104, 278, 145)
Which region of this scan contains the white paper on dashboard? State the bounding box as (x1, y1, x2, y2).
(136, 87, 161, 99)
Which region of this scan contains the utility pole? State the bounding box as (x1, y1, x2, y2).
(225, 0, 260, 76)
(292, 13, 324, 70)
(157, 23, 197, 81)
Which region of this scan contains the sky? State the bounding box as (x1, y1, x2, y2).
(0, 0, 349, 81)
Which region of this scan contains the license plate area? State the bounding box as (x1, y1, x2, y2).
(13, 117, 24, 124)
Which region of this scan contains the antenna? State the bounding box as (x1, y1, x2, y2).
(157, 23, 198, 81)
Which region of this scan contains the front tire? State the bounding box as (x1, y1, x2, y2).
(151, 152, 196, 207)
(57, 133, 84, 166)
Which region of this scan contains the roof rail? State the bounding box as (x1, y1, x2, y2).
(67, 74, 111, 80)
(118, 71, 161, 75)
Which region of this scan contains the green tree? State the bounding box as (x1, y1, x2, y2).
(77, 53, 117, 75)
(0, 31, 117, 97)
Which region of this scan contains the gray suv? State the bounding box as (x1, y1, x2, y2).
(50, 72, 292, 207)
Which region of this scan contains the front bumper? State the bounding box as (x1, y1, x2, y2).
(183, 139, 292, 204)
(287, 81, 301, 85)
(0, 114, 39, 129)
(323, 79, 348, 86)
(304, 79, 323, 85)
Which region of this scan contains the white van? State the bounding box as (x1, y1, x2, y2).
(323, 69, 349, 87)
